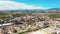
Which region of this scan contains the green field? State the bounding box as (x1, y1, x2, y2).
(44, 14, 60, 18)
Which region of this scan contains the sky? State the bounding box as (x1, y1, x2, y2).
(12, 0, 60, 9)
(0, 0, 60, 10)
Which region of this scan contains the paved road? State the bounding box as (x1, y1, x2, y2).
(31, 30, 48, 34)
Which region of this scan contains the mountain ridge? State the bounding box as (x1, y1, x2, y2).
(0, 8, 60, 13)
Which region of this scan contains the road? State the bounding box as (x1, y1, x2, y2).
(0, 23, 12, 26)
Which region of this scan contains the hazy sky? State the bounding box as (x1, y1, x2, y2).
(0, 0, 60, 10)
(12, 0, 60, 9)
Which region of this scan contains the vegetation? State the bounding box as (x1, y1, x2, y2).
(0, 13, 27, 20)
(12, 14, 26, 18)
(18, 28, 40, 34)
(18, 32, 26, 34)
(43, 23, 49, 28)
(44, 14, 60, 18)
